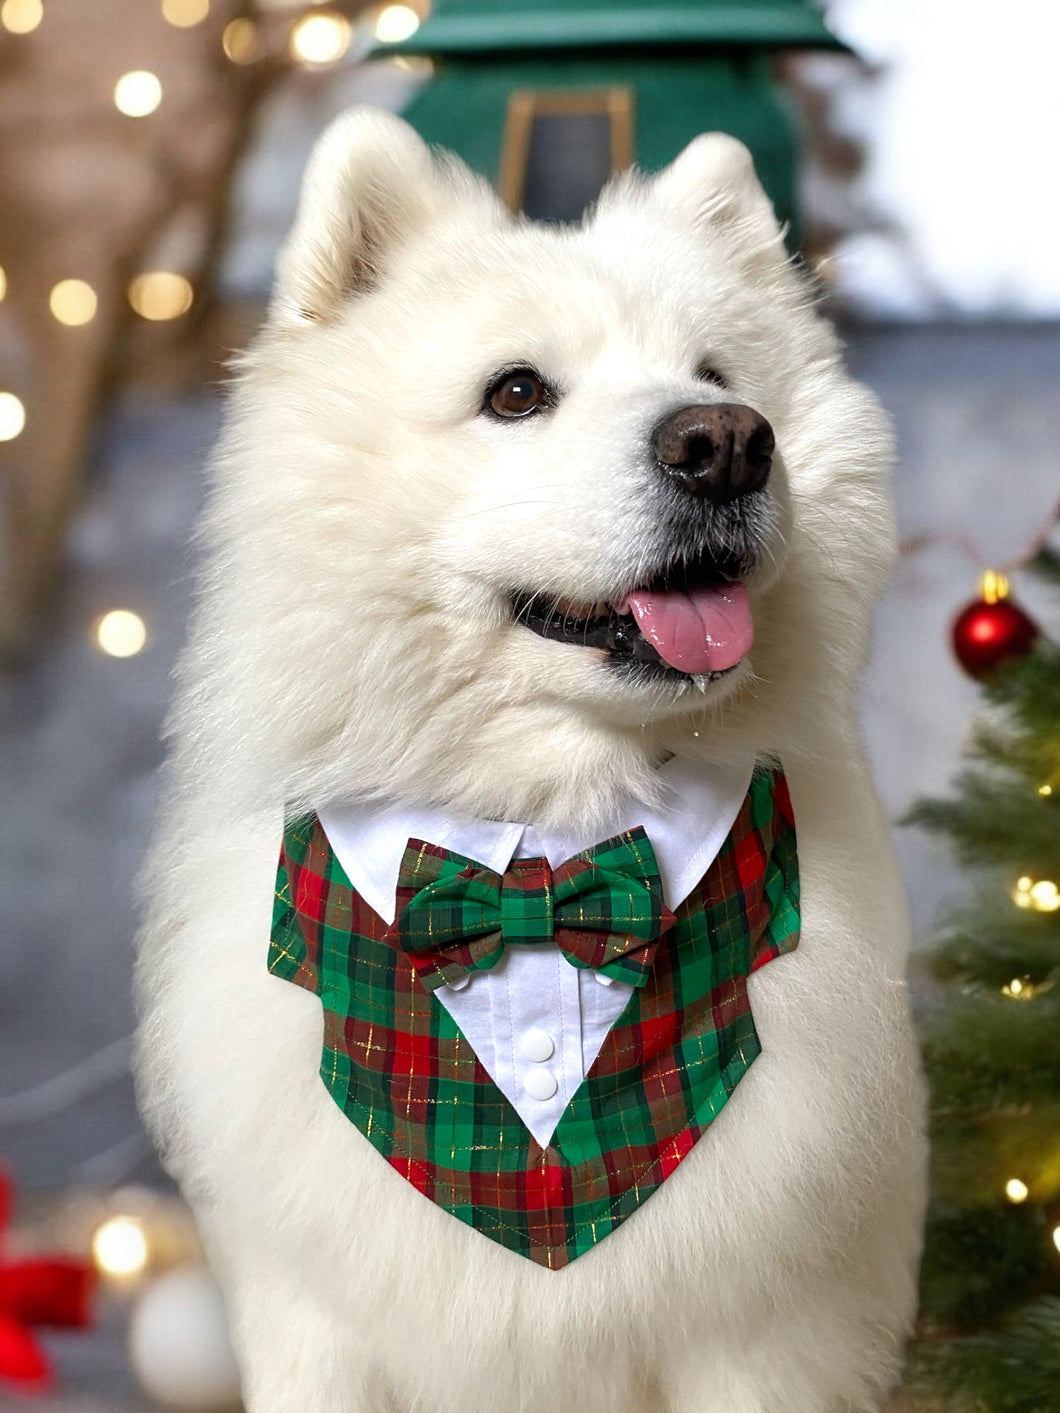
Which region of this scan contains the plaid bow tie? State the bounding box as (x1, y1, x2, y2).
(387, 827, 676, 992)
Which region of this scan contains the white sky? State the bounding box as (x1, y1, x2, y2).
(825, 0, 1060, 315)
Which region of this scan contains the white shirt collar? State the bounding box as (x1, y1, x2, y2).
(317, 753, 756, 925)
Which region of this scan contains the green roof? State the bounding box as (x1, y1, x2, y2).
(376, 0, 845, 55)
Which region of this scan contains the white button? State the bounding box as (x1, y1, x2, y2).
(518, 1028, 554, 1062)
(523, 1068, 558, 1101)
(593, 971, 614, 987)
(445, 974, 470, 991)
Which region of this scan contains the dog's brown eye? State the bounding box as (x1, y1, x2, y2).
(695, 365, 728, 389)
(488, 370, 548, 418)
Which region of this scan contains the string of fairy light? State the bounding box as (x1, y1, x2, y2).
(1000, 832, 1060, 1243)
(0, 0, 427, 662)
(971, 566, 1058, 963)
(900, 507, 1060, 1187)
(944, 561, 1058, 1237)
(988, 571, 1060, 939)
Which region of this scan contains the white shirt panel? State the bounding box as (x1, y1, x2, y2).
(316, 753, 755, 1147)
(438, 935, 634, 1148)
(319, 753, 755, 924)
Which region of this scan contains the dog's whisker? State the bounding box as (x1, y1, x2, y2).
(454, 491, 567, 522)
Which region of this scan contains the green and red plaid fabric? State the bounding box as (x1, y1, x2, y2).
(392, 829, 676, 991)
(268, 767, 800, 1270)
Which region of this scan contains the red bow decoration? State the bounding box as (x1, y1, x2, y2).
(0, 1170, 95, 1390)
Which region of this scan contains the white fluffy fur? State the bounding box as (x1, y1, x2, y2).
(136, 108, 927, 1412)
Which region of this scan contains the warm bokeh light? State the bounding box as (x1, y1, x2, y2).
(1039, 783, 1053, 797)
(289, 11, 351, 64)
(1029, 880, 1060, 911)
(1004, 1177, 1029, 1203)
(0, 0, 43, 34)
(387, 54, 434, 77)
(0, 266, 6, 303)
(128, 271, 194, 321)
(49, 278, 98, 327)
(1053, 1224, 1060, 1255)
(94, 610, 148, 659)
(1012, 875, 1060, 913)
(1000, 976, 1034, 1000)
(978, 569, 1010, 606)
(373, 3, 421, 43)
(114, 70, 163, 118)
(92, 1216, 149, 1276)
(0, 392, 26, 441)
(222, 16, 259, 63)
(161, 0, 208, 26)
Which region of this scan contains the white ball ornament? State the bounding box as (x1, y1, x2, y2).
(129, 1267, 242, 1410)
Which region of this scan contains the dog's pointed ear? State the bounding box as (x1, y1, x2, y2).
(655, 133, 788, 271)
(270, 108, 438, 326)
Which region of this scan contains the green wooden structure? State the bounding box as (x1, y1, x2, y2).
(373, 0, 845, 237)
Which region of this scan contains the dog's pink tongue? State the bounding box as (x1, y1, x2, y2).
(625, 582, 754, 674)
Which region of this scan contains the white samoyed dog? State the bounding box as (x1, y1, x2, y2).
(136, 107, 927, 1413)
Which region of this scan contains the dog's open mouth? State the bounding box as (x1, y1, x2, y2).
(511, 550, 754, 681)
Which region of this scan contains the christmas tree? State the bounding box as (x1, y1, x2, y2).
(908, 544, 1060, 1411)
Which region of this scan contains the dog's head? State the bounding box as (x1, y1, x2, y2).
(203, 108, 894, 825)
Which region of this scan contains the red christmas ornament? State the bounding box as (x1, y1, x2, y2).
(952, 571, 1040, 680)
(0, 1170, 94, 1390)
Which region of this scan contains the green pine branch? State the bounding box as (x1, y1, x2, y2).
(911, 783, 1057, 873)
(909, 1298, 1060, 1413)
(918, 985, 1060, 1117)
(977, 639, 1060, 740)
(1028, 543, 1060, 586)
(917, 1203, 1054, 1329)
(923, 909, 1060, 988)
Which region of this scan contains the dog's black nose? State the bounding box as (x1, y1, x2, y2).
(652, 403, 775, 502)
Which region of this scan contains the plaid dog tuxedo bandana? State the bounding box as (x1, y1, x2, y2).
(269, 766, 800, 1269)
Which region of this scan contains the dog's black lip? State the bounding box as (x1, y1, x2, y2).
(510, 548, 748, 680)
